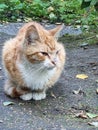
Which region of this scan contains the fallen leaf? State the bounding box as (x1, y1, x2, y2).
(76, 111, 88, 119)
(18, 102, 24, 106)
(47, 6, 54, 12)
(3, 101, 14, 106)
(96, 88, 98, 94)
(80, 42, 89, 47)
(76, 74, 88, 80)
(73, 90, 79, 95)
(86, 113, 98, 119)
(88, 122, 98, 127)
(89, 62, 98, 67)
(96, 80, 98, 83)
(73, 88, 84, 95)
(0, 120, 3, 123)
(51, 92, 56, 98)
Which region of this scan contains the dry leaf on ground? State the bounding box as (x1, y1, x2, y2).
(3, 101, 14, 106)
(86, 113, 98, 119)
(96, 88, 98, 94)
(96, 80, 98, 83)
(0, 120, 3, 123)
(73, 89, 80, 95)
(76, 74, 88, 79)
(75, 111, 88, 119)
(75, 112, 98, 120)
(51, 92, 56, 98)
(72, 88, 84, 95)
(88, 122, 98, 127)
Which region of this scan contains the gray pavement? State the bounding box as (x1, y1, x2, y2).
(0, 23, 98, 130)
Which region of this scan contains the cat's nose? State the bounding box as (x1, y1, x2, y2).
(48, 64, 55, 70)
(46, 61, 56, 70)
(44, 59, 56, 70)
(47, 60, 56, 70)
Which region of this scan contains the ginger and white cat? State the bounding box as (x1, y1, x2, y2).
(2, 22, 66, 101)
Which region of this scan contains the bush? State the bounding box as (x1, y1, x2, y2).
(0, 0, 98, 26)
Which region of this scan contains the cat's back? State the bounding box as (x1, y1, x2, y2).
(2, 37, 20, 73)
(2, 35, 22, 63)
(3, 37, 18, 54)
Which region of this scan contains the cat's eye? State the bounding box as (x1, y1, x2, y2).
(41, 52, 48, 56)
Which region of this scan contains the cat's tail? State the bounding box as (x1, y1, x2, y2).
(4, 80, 22, 98)
(4, 80, 34, 100)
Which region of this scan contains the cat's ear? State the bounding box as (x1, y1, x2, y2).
(25, 25, 40, 45)
(49, 24, 64, 39)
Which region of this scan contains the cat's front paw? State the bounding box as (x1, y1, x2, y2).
(20, 93, 33, 101)
(32, 92, 46, 101)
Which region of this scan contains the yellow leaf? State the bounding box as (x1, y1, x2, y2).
(47, 6, 54, 12)
(76, 74, 88, 79)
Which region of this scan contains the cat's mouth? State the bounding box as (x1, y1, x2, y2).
(30, 63, 56, 74)
(43, 61, 56, 71)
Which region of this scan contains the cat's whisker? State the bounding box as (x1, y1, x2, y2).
(33, 66, 45, 74)
(25, 64, 45, 75)
(23, 66, 45, 80)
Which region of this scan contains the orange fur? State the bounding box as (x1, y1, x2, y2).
(2, 22, 66, 100)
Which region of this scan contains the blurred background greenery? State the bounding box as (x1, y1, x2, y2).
(0, 0, 98, 26)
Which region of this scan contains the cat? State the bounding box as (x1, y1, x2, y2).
(2, 22, 66, 101)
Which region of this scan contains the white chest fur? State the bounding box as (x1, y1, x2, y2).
(17, 60, 55, 90)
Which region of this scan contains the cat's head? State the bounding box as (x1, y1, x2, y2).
(18, 22, 65, 70)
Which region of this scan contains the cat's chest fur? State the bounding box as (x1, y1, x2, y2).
(17, 59, 55, 90)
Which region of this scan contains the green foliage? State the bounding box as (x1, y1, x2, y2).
(80, 0, 98, 26)
(0, 0, 98, 26)
(47, 0, 83, 24)
(0, 0, 25, 21)
(81, 0, 98, 10)
(23, 0, 48, 20)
